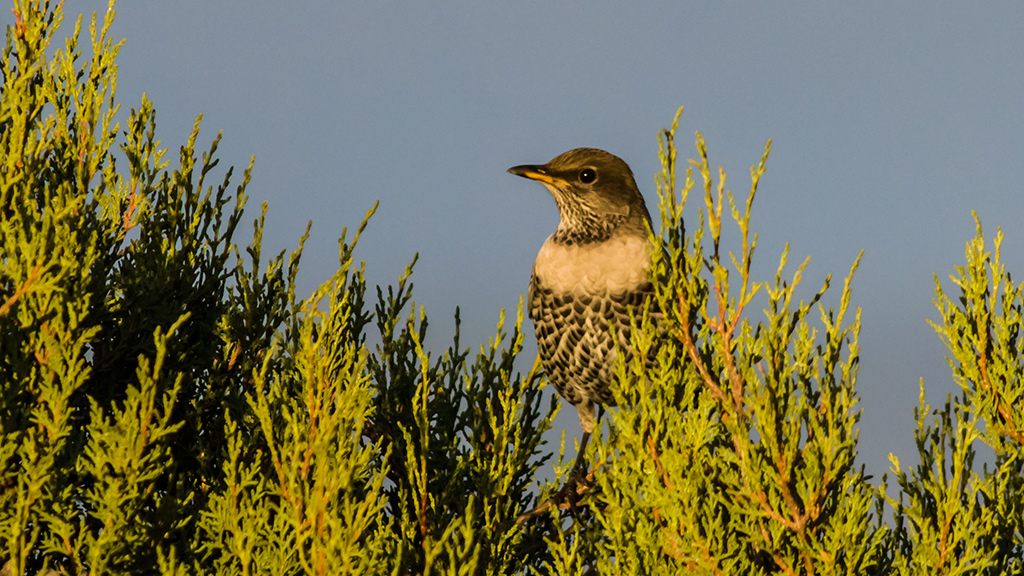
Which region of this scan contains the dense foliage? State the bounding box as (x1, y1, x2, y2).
(2, 2, 1021, 574)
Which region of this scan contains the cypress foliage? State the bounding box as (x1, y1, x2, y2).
(2, 3, 1021, 575)
(1, 2, 557, 574)
(886, 216, 1024, 574)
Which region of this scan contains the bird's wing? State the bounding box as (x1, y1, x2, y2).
(527, 267, 540, 321)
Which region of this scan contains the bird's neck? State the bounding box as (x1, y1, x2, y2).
(552, 212, 625, 245)
(553, 204, 650, 246)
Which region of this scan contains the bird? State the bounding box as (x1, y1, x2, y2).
(508, 148, 659, 471)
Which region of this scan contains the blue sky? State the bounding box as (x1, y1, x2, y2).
(54, 2, 1024, 482)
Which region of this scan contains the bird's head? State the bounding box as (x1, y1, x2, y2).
(508, 148, 651, 244)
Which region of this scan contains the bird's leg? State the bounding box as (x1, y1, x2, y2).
(561, 431, 590, 517)
(571, 431, 591, 472)
(516, 406, 602, 524)
(572, 404, 604, 471)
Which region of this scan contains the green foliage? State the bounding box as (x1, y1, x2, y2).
(2, 3, 1022, 575)
(886, 216, 1024, 575)
(2, 2, 556, 574)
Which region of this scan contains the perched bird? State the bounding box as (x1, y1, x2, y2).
(508, 148, 659, 467)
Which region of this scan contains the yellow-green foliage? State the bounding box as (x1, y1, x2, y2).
(2, 3, 1021, 575)
(2, 2, 557, 574)
(885, 216, 1024, 575)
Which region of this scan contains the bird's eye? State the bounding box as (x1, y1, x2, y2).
(579, 168, 597, 184)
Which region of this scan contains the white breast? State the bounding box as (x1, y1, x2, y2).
(533, 233, 652, 295)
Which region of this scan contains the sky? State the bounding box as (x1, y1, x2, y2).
(39, 2, 1024, 484)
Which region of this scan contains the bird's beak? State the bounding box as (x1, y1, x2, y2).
(507, 164, 564, 186)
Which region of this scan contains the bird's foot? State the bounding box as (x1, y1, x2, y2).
(515, 463, 596, 525)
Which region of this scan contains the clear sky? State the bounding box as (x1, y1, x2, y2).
(51, 2, 1024, 483)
